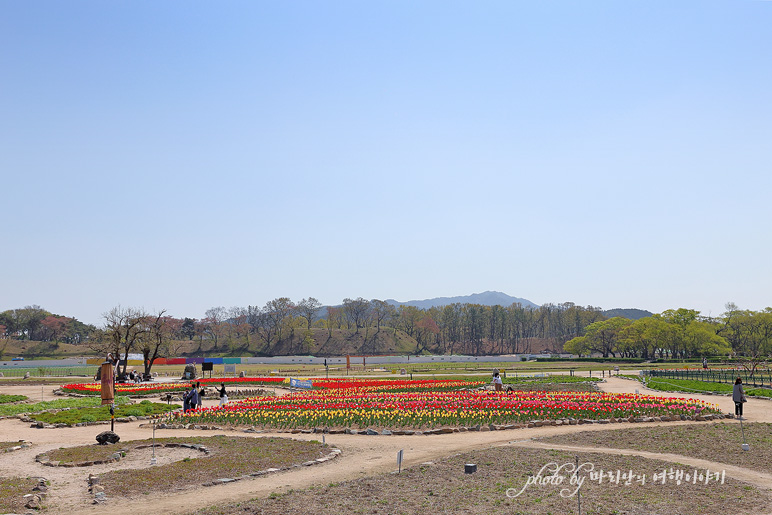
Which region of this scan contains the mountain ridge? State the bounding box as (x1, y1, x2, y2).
(385, 291, 539, 310)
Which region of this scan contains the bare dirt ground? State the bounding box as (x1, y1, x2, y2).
(0, 376, 770, 514)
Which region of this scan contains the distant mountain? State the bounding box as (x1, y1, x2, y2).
(602, 308, 652, 320)
(385, 291, 539, 310)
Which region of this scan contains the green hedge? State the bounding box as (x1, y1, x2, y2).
(535, 358, 646, 363)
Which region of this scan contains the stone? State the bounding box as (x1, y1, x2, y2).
(366, 428, 379, 435)
(381, 429, 392, 435)
(24, 493, 42, 509)
(91, 485, 105, 493)
(96, 431, 120, 445)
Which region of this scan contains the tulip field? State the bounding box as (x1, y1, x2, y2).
(60, 377, 286, 396)
(170, 378, 721, 430)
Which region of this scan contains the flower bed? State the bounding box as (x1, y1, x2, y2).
(60, 377, 286, 396)
(173, 379, 720, 430)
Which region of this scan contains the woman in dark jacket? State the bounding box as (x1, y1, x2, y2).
(732, 377, 746, 419)
(219, 383, 228, 406)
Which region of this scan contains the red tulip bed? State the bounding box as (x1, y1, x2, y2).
(60, 377, 286, 397)
(174, 379, 721, 430)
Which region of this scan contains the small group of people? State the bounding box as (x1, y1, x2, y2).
(183, 382, 229, 412)
(183, 382, 203, 412)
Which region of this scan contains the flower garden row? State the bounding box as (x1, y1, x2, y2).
(60, 377, 288, 396)
(59, 377, 477, 396)
(168, 379, 721, 430)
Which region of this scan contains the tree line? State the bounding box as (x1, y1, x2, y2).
(565, 305, 772, 371)
(0, 306, 95, 344)
(3, 301, 770, 373)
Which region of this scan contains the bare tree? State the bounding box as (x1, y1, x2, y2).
(96, 306, 149, 378)
(203, 306, 227, 349)
(0, 324, 10, 359)
(296, 297, 322, 329)
(370, 299, 392, 331)
(139, 311, 182, 377)
(342, 297, 372, 332)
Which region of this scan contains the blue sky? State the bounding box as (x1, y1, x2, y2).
(2, 1, 770, 325)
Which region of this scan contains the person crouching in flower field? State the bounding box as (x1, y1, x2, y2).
(492, 371, 503, 392)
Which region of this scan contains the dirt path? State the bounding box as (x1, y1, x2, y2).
(1, 378, 769, 514)
(514, 440, 772, 491)
(599, 376, 772, 423)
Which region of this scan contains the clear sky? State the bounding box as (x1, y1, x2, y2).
(2, 1, 770, 325)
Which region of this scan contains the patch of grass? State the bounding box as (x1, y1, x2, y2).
(540, 422, 772, 475)
(195, 445, 768, 515)
(97, 436, 327, 498)
(45, 444, 128, 464)
(0, 441, 23, 451)
(0, 394, 27, 404)
(30, 401, 175, 426)
(503, 375, 602, 384)
(504, 382, 599, 393)
(0, 477, 38, 513)
(0, 377, 76, 385)
(0, 395, 130, 418)
(643, 377, 772, 398)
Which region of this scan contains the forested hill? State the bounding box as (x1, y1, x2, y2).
(385, 291, 538, 310)
(601, 308, 652, 320)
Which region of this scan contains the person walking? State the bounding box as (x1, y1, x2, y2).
(733, 377, 746, 419)
(187, 383, 200, 411)
(183, 387, 191, 412)
(218, 382, 228, 406)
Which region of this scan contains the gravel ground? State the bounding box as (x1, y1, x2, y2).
(195, 445, 769, 515)
(539, 422, 772, 475)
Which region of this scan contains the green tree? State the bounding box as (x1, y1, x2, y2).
(565, 317, 631, 357)
(719, 304, 772, 375)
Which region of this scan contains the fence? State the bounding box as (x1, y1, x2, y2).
(0, 366, 97, 378)
(648, 368, 772, 388)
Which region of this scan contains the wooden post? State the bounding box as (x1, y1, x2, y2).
(100, 362, 115, 406)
